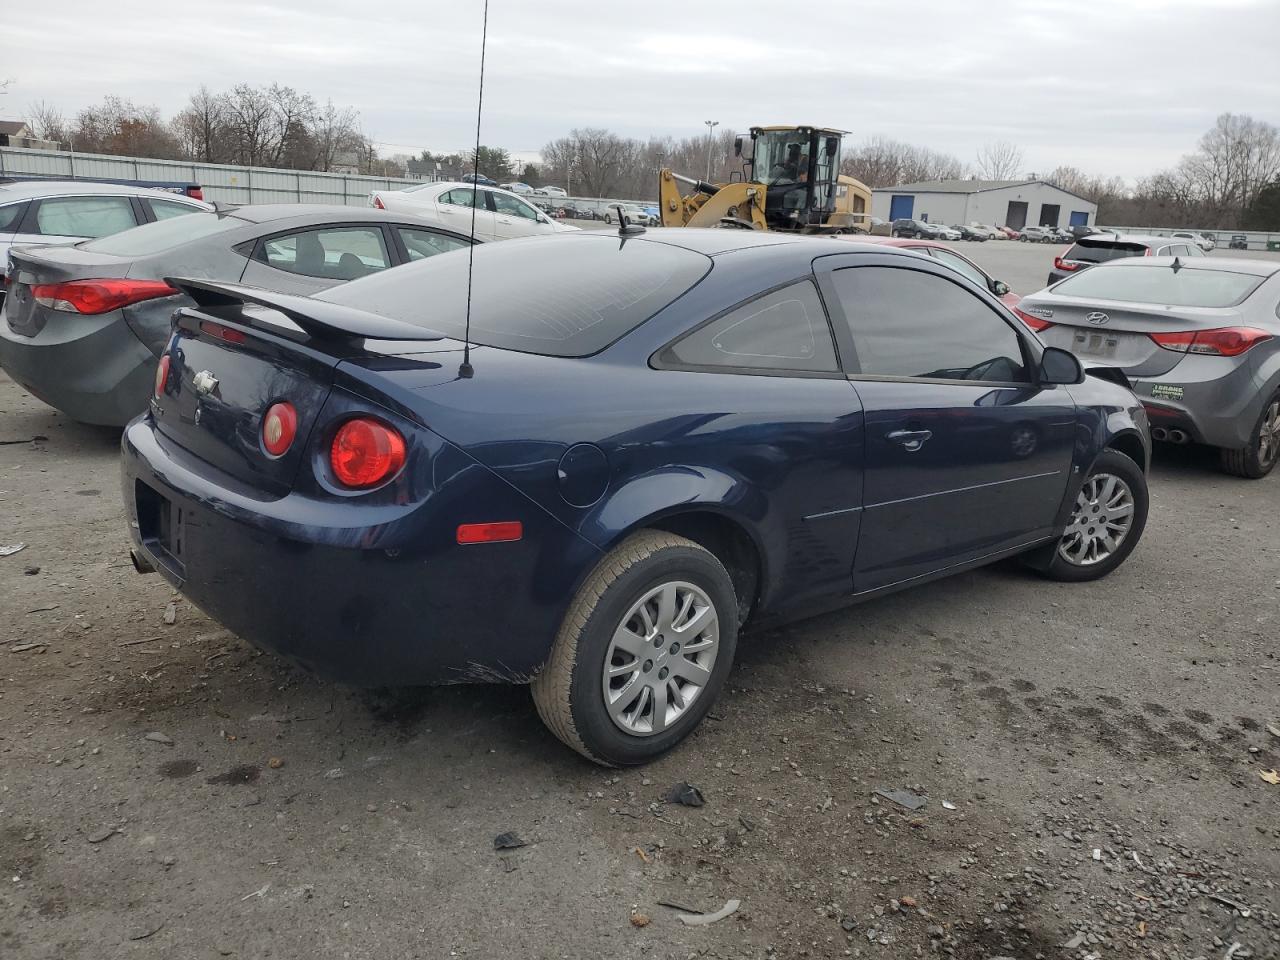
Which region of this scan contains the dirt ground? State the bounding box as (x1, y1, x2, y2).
(2, 246, 1280, 958)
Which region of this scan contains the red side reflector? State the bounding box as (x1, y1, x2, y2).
(154, 354, 170, 399)
(1014, 307, 1054, 332)
(456, 521, 523, 545)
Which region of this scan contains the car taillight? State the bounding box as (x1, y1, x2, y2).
(1014, 307, 1054, 332)
(31, 279, 177, 315)
(456, 521, 523, 544)
(372, 195, 385, 209)
(1149, 327, 1271, 357)
(1054, 254, 1082, 272)
(330, 417, 406, 488)
(262, 402, 298, 457)
(154, 355, 170, 399)
(187, 187, 204, 201)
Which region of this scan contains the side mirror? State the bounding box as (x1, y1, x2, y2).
(825, 136, 839, 157)
(734, 135, 744, 158)
(1040, 346, 1084, 385)
(991, 280, 1010, 297)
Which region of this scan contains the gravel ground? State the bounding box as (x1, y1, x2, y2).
(1, 238, 1279, 959)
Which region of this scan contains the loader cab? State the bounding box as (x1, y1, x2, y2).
(740, 125, 846, 231)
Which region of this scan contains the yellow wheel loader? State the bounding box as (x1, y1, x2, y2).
(658, 125, 871, 233)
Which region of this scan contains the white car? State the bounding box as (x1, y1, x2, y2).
(930, 223, 961, 241)
(966, 222, 1000, 239)
(1, 179, 210, 274)
(534, 186, 568, 198)
(369, 182, 580, 241)
(1170, 231, 1215, 252)
(498, 182, 535, 195)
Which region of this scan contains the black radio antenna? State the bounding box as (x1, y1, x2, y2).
(459, 0, 490, 380)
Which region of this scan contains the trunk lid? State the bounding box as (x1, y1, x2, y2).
(4, 243, 133, 337)
(1033, 299, 1244, 375)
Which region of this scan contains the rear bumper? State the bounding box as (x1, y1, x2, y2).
(1130, 355, 1266, 449)
(121, 416, 602, 686)
(0, 310, 152, 426)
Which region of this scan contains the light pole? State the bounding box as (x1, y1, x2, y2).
(704, 120, 719, 181)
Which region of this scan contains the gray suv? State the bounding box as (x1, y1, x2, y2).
(1017, 257, 1280, 477)
(1048, 233, 1204, 285)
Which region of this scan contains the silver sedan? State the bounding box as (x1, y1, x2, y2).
(1016, 256, 1280, 477)
(1, 205, 474, 426)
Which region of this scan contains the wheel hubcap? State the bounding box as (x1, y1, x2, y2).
(1058, 472, 1135, 567)
(602, 580, 719, 737)
(1257, 399, 1280, 467)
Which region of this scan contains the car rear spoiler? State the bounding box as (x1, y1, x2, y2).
(166, 278, 442, 342)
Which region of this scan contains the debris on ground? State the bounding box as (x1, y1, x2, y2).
(23, 565, 39, 575)
(629, 912, 650, 928)
(239, 884, 269, 901)
(162, 601, 177, 625)
(323, 767, 344, 779)
(86, 827, 117, 844)
(634, 846, 650, 863)
(941, 799, 956, 810)
(677, 898, 740, 926)
(493, 831, 528, 850)
(1259, 769, 1280, 785)
(267, 757, 285, 769)
(875, 788, 927, 811)
(25, 604, 58, 614)
(664, 782, 705, 807)
(144, 731, 174, 745)
(10, 642, 48, 653)
(657, 899, 702, 914)
(128, 921, 166, 941)
(0, 542, 27, 557)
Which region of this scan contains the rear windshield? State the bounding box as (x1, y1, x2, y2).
(82, 211, 242, 257)
(319, 234, 710, 356)
(1063, 239, 1147, 264)
(1052, 264, 1268, 307)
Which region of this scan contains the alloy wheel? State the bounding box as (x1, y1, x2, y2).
(1058, 473, 1136, 566)
(602, 580, 720, 737)
(1257, 398, 1280, 468)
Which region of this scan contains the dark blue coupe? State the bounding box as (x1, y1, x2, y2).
(122, 229, 1150, 765)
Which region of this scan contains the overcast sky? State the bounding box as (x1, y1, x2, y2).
(5, 0, 1279, 180)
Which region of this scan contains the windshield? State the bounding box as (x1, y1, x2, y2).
(81, 211, 242, 257)
(319, 234, 710, 357)
(1053, 264, 1268, 307)
(755, 130, 810, 186)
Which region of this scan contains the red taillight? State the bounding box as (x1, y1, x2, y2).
(456, 521, 523, 545)
(1054, 254, 1081, 272)
(187, 187, 204, 201)
(262, 402, 298, 457)
(31, 279, 177, 315)
(1014, 307, 1054, 332)
(330, 417, 406, 488)
(372, 195, 385, 210)
(154, 355, 170, 399)
(1149, 326, 1271, 357)
(199, 320, 247, 345)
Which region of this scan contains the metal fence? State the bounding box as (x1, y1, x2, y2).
(0, 145, 420, 206)
(1099, 225, 1280, 252)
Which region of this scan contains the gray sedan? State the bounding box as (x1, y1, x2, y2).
(0, 205, 475, 426)
(1016, 257, 1280, 477)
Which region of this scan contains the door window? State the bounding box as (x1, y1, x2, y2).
(833, 266, 1028, 383)
(929, 249, 989, 289)
(396, 227, 470, 261)
(440, 188, 481, 208)
(34, 196, 136, 237)
(0, 201, 29, 232)
(149, 198, 201, 221)
(492, 193, 539, 220)
(262, 226, 391, 280)
(658, 280, 839, 374)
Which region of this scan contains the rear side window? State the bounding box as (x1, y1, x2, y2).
(149, 198, 201, 221)
(35, 196, 136, 238)
(658, 280, 838, 374)
(263, 226, 391, 280)
(0, 201, 28, 232)
(1051, 264, 1267, 307)
(833, 266, 1028, 383)
(441, 188, 481, 208)
(83, 212, 242, 256)
(1064, 240, 1147, 264)
(319, 234, 710, 357)
(397, 227, 470, 261)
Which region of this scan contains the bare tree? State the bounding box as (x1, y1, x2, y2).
(171, 86, 228, 163)
(308, 99, 363, 172)
(975, 140, 1024, 181)
(69, 96, 180, 158)
(841, 137, 967, 188)
(26, 100, 68, 144)
(222, 84, 277, 166)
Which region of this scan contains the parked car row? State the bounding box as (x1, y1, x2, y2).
(369, 181, 581, 241)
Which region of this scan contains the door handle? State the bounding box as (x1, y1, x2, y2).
(886, 429, 933, 452)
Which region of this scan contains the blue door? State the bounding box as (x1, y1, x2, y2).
(1069, 210, 1089, 226)
(889, 195, 914, 221)
(817, 255, 1076, 593)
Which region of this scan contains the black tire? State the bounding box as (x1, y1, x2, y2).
(1219, 390, 1280, 478)
(891, 230, 901, 238)
(1031, 449, 1148, 582)
(531, 531, 738, 766)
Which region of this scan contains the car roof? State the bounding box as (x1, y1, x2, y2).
(1096, 256, 1280, 278)
(1071, 232, 1176, 246)
(0, 180, 200, 201)
(639, 227, 817, 257)
(221, 204, 455, 226)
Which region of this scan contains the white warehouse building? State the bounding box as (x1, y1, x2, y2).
(871, 179, 1098, 231)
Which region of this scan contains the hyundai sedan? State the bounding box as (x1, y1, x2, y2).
(122, 229, 1150, 765)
